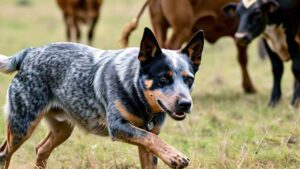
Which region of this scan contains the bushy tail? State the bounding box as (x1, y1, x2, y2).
(120, 1, 148, 48)
(0, 48, 34, 73)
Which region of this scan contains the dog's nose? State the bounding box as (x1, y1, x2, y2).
(178, 98, 192, 112)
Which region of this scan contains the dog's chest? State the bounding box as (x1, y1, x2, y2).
(84, 116, 109, 136)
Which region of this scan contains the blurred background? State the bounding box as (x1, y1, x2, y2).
(0, 0, 300, 168)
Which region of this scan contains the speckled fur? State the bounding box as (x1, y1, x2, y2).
(0, 28, 203, 168)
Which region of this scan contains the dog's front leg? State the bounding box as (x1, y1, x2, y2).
(138, 146, 157, 169)
(107, 110, 189, 169)
(138, 125, 161, 169)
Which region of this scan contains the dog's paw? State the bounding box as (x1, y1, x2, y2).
(160, 146, 189, 169)
(169, 154, 189, 169)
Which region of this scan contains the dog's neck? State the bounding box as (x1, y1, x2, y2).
(134, 76, 155, 119)
(135, 77, 165, 130)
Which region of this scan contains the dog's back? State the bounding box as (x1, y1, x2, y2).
(0, 42, 142, 135)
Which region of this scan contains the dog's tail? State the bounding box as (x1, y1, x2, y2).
(0, 48, 34, 74)
(120, 1, 149, 48)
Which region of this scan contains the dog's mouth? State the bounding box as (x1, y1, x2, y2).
(157, 100, 186, 121)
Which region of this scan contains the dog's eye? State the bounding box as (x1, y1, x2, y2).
(158, 75, 170, 86)
(160, 76, 169, 83)
(184, 77, 194, 87)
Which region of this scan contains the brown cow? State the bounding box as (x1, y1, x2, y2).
(56, 0, 103, 45)
(121, 0, 256, 93)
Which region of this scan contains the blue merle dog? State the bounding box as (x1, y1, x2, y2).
(0, 28, 204, 169)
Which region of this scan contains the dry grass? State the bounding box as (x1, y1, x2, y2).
(0, 0, 300, 168)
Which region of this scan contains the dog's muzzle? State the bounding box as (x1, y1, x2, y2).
(157, 100, 187, 121)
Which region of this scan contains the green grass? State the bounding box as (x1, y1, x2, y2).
(0, 0, 300, 168)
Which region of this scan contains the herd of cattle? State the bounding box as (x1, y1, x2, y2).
(57, 0, 300, 107)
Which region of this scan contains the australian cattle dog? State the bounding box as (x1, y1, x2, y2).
(0, 28, 204, 169)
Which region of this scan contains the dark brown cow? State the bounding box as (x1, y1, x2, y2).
(121, 0, 256, 93)
(56, 0, 103, 45)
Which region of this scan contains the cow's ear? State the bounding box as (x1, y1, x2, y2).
(138, 27, 162, 63)
(181, 30, 204, 70)
(222, 2, 238, 17)
(263, 0, 279, 13)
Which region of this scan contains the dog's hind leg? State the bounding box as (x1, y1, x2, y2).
(0, 113, 44, 169)
(0, 141, 7, 167)
(0, 141, 7, 153)
(0, 80, 49, 169)
(35, 133, 51, 155)
(36, 109, 74, 169)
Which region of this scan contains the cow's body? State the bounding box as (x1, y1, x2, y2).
(149, 0, 239, 47)
(56, 0, 103, 45)
(223, 0, 300, 106)
(122, 0, 257, 94)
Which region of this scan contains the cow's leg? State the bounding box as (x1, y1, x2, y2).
(88, 15, 99, 46)
(63, 13, 72, 42)
(161, 0, 193, 49)
(166, 27, 193, 50)
(74, 18, 81, 43)
(149, 17, 168, 48)
(36, 109, 74, 169)
(291, 53, 300, 106)
(236, 42, 256, 93)
(263, 39, 284, 107)
(148, 0, 168, 48)
(294, 78, 299, 94)
(285, 30, 300, 106)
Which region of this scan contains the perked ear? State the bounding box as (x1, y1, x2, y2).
(138, 27, 162, 63)
(222, 2, 238, 17)
(262, 0, 279, 13)
(181, 30, 204, 69)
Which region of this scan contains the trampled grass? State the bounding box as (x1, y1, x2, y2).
(0, 0, 300, 168)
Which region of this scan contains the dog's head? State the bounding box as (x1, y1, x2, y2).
(138, 28, 204, 121)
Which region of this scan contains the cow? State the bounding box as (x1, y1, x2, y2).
(56, 0, 103, 45)
(121, 0, 257, 94)
(223, 0, 300, 107)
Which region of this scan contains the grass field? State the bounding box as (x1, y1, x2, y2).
(1, 0, 300, 168)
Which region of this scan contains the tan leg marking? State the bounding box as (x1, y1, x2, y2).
(118, 125, 189, 169)
(35, 132, 51, 154)
(36, 109, 74, 169)
(139, 146, 157, 169)
(138, 125, 161, 169)
(3, 114, 44, 169)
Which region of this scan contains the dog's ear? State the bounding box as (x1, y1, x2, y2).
(138, 27, 162, 63)
(181, 30, 204, 71)
(222, 2, 238, 17)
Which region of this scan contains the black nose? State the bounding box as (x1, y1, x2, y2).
(178, 98, 192, 112)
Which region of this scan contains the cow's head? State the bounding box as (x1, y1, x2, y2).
(223, 0, 279, 45)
